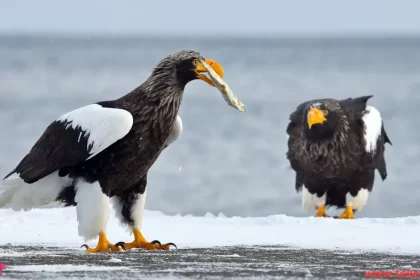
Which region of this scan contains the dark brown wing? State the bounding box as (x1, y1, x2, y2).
(4, 121, 94, 183)
(373, 122, 392, 180)
(286, 101, 310, 192)
(4, 104, 133, 184)
(339, 95, 373, 122)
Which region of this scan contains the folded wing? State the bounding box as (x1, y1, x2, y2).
(340, 95, 392, 181)
(286, 102, 309, 192)
(4, 104, 133, 184)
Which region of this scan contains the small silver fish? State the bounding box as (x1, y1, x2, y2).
(201, 60, 246, 112)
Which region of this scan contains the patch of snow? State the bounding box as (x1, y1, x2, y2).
(401, 265, 413, 269)
(0, 250, 26, 257)
(107, 258, 122, 263)
(218, 254, 241, 257)
(7, 264, 129, 272)
(0, 250, 63, 257)
(0, 208, 420, 254)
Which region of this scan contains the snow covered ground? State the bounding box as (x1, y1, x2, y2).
(1, 208, 420, 279)
(3, 244, 419, 279)
(0, 207, 419, 254)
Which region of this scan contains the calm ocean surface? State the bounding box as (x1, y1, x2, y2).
(0, 35, 419, 218)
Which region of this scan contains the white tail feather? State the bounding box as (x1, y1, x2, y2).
(0, 188, 19, 208)
(0, 172, 73, 210)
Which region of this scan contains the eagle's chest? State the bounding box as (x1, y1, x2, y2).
(300, 139, 362, 177)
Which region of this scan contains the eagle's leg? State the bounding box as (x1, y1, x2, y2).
(302, 187, 328, 217)
(337, 206, 355, 219)
(111, 177, 176, 251)
(315, 205, 329, 217)
(337, 189, 369, 219)
(75, 180, 120, 253)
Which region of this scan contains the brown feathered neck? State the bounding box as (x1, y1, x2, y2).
(117, 50, 204, 108)
(115, 62, 189, 129)
(124, 62, 185, 102)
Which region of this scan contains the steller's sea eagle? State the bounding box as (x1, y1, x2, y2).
(0, 50, 242, 252)
(286, 95, 392, 219)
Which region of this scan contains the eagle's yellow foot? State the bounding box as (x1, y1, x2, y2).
(337, 206, 355, 219)
(315, 205, 329, 217)
(81, 232, 121, 253)
(115, 229, 177, 251)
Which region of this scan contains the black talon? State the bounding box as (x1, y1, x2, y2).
(81, 244, 89, 249)
(115, 242, 126, 250)
(151, 240, 162, 247)
(165, 242, 177, 249)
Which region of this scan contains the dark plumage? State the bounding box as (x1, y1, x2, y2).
(286, 95, 392, 219)
(0, 50, 230, 252)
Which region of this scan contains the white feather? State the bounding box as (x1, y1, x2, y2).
(362, 105, 382, 154)
(167, 115, 183, 145)
(345, 189, 369, 211)
(301, 186, 326, 213)
(131, 189, 147, 231)
(110, 196, 126, 229)
(56, 104, 133, 160)
(74, 180, 110, 241)
(111, 189, 147, 232)
(0, 171, 73, 210)
(0, 174, 112, 241)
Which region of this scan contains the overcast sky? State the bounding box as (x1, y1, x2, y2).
(1, 0, 420, 35)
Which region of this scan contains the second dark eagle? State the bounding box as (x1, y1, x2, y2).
(286, 95, 392, 219)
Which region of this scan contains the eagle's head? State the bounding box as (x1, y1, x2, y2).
(151, 50, 224, 88)
(303, 100, 344, 141)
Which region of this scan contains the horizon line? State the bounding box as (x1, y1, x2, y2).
(1, 30, 420, 39)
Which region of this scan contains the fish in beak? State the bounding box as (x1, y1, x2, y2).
(195, 59, 224, 86)
(194, 59, 246, 112)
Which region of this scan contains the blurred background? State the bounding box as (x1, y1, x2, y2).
(0, 0, 419, 218)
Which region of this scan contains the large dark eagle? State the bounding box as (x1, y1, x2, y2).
(286, 95, 392, 219)
(0, 50, 241, 252)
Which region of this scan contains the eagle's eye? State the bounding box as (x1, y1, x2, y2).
(322, 110, 329, 116)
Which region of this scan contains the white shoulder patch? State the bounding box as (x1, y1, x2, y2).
(57, 104, 133, 160)
(167, 115, 183, 145)
(362, 105, 382, 154)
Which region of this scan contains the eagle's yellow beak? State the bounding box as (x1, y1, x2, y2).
(307, 107, 327, 129)
(194, 59, 224, 87)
